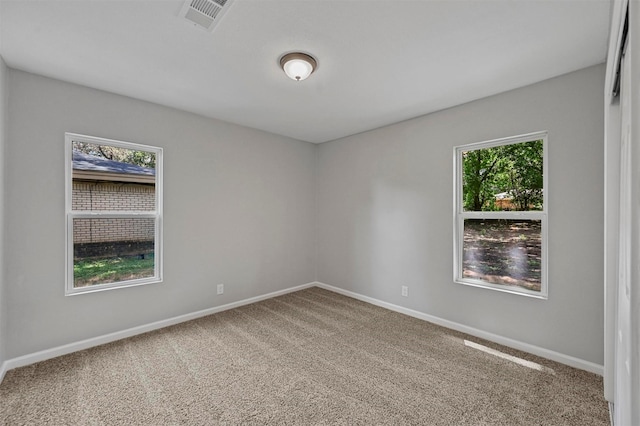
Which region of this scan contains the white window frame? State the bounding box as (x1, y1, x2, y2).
(453, 131, 548, 299)
(65, 133, 163, 295)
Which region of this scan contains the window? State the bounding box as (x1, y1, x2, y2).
(454, 132, 547, 298)
(65, 133, 163, 295)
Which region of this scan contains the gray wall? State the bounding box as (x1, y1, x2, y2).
(5, 70, 316, 359)
(0, 57, 7, 366)
(3, 64, 606, 367)
(317, 65, 605, 364)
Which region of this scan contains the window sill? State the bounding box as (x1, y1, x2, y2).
(454, 278, 548, 300)
(65, 277, 163, 296)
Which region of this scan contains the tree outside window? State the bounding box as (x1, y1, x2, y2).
(454, 133, 547, 298)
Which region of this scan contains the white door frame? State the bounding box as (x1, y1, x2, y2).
(604, 1, 640, 424)
(603, 0, 626, 404)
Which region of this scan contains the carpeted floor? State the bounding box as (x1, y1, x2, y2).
(0, 287, 609, 425)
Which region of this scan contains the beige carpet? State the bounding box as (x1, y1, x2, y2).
(0, 287, 608, 425)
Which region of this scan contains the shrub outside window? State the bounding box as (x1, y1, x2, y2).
(65, 133, 163, 295)
(454, 132, 548, 298)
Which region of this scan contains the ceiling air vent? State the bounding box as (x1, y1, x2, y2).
(180, 0, 234, 32)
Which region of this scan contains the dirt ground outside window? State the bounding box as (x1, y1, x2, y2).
(462, 219, 542, 292)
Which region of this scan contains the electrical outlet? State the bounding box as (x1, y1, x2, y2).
(401, 285, 408, 297)
(217, 284, 224, 295)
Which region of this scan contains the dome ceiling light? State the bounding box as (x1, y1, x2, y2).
(280, 52, 317, 81)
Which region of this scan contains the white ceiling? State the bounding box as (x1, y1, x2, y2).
(0, 0, 611, 143)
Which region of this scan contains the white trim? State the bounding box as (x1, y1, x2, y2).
(315, 282, 603, 375)
(1, 282, 315, 378)
(605, 0, 629, 99)
(65, 133, 164, 296)
(610, 402, 615, 426)
(453, 132, 548, 299)
(0, 361, 7, 384)
(66, 132, 161, 154)
(65, 274, 162, 296)
(603, 0, 628, 403)
(453, 276, 546, 300)
(457, 131, 549, 152)
(71, 212, 158, 218)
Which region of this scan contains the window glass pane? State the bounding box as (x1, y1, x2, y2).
(462, 140, 543, 212)
(72, 141, 156, 211)
(73, 218, 155, 288)
(463, 219, 541, 292)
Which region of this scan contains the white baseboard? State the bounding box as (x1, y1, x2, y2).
(1, 282, 316, 379)
(0, 360, 7, 384)
(609, 402, 614, 426)
(0, 280, 603, 384)
(315, 282, 604, 376)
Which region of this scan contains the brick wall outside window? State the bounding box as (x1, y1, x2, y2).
(72, 181, 155, 243)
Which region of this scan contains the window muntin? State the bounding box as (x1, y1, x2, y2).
(65, 133, 163, 295)
(454, 132, 547, 298)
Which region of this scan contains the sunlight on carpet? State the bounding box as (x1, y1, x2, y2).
(464, 339, 555, 374)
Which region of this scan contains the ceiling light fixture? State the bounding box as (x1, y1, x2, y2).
(280, 52, 317, 81)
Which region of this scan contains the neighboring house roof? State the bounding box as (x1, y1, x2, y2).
(72, 151, 155, 184)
